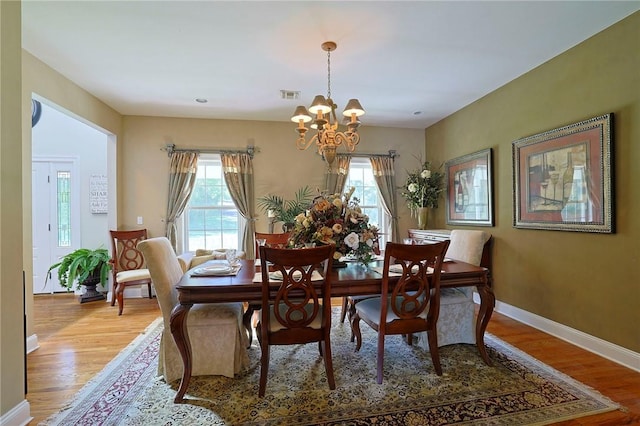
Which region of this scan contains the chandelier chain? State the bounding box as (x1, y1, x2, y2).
(326, 48, 331, 100)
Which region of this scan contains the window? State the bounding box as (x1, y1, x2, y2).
(56, 171, 72, 247)
(345, 158, 389, 247)
(184, 155, 242, 251)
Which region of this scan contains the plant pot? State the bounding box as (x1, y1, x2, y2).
(417, 207, 430, 230)
(79, 270, 106, 303)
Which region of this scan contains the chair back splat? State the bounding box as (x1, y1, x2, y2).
(351, 240, 450, 384)
(257, 244, 335, 397)
(254, 232, 291, 258)
(109, 229, 153, 315)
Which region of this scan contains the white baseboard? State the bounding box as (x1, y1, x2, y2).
(1, 399, 32, 426)
(474, 293, 640, 372)
(26, 334, 39, 354)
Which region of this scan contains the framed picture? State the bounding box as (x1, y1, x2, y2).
(512, 113, 613, 233)
(445, 148, 494, 226)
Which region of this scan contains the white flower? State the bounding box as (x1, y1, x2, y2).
(408, 183, 418, 192)
(344, 232, 360, 250)
(421, 169, 431, 179)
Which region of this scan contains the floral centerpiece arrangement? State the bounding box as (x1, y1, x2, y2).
(289, 187, 379, 266)
(400, 160, 445, 228)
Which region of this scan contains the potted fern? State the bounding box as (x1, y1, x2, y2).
(46, 247, 112, 303)
(257, 186, 314, 232)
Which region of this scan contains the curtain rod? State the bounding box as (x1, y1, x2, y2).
(339, 150, 398, 159)
(162, 143, 257, 159)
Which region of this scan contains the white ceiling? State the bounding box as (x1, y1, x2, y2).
(21, 1, 639, 129)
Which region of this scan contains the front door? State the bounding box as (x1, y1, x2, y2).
(32, 158, 81, 294)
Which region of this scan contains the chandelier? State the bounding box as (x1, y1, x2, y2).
(292, 41, 365, 166)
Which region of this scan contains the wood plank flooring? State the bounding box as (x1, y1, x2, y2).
(26, 294, 640, 425)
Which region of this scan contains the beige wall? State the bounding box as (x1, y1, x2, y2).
(21, 52, 123, 346)
(120, 116, 425, 240)
(1, 0, 26, 417)
(425, 12, 640, 352)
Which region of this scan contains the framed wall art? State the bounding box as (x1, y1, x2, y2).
(445, 148, 493, 226)
(512, 113, 613, 233)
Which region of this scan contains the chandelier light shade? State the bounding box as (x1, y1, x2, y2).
(292, 41, 364, 166)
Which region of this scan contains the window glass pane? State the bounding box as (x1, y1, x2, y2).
(57, 171, 71, 247)
(345, 160, 388, 247)
(184, 156, 242, 251)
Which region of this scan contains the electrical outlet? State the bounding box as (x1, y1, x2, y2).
(137, 216, 143, 225)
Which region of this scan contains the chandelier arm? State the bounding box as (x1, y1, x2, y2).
(296, 133, 317, 151)
(335, 132, 360, 152)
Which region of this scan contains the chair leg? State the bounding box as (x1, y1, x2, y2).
(340, 297, 348, 323)
(116, 284, 125, 315)
(243, 305, 255, 348)
(376, 334, 385, 384)
(147, 283, 153, 299)
(351, 313, 363, 351)
(427, 329, 442, 376)
(110, 281, 117, 306)
(258, 338, 270, 397)
(321, 338, 336, 390)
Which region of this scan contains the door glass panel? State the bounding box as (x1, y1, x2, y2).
(57, 171, 71, 247)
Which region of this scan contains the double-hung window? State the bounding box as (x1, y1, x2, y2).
(183, 155, 243, 251)
(345, 158, 389, 247)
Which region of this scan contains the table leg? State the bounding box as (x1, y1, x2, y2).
(170, 302, 193, 403)
(475, 276, 495, 366)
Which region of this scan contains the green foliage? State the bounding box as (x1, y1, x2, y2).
(46, 247, 112, 290)
(257, 186, 314, 224)
(400, 160, 445, 209)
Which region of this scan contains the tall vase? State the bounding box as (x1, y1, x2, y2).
(417, 207, 429, 230)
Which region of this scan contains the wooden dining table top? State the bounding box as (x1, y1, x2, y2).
(175, 258, 490, 304)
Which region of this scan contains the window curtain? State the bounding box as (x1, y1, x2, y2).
(324, 155, 351, 194)
(370, 156, 399, 242)
(165, 151, 199, 251)
(221, 153, 256, 259)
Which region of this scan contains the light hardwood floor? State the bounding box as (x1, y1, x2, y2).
(26, 294, 640, 425)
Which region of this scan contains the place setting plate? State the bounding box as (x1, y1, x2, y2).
(191, 263, 240, 277)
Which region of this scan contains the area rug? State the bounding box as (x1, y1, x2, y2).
(41, 311, 620, 425)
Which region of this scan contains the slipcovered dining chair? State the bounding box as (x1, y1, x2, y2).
(351, 240, 449, 384)
(257, 244, 335, 397)
(109, 229, 153, 315)
(138, 237, 249, 384)
(415, 229, 491, 350)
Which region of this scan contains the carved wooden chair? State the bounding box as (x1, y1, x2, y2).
(351, 240, 449, 384)
(109, 229, 152, 315)
(254, 232, 291, 258)
(257, 244, 335, 397)
(245, 231, 292, 345)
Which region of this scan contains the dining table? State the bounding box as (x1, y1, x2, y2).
(170, 257, 494, 403)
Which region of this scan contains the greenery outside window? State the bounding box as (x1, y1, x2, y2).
(345, 158, 388, 248)
(183, 155, 243, 251)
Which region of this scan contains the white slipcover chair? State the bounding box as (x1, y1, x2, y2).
(138, 237, 249, 383)
(417, 229, 491, 349)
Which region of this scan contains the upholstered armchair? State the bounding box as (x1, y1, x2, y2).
(138, 238, 249, 383)
(416, 229, 492, 350)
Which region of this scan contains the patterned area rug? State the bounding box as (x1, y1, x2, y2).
(42, 312, 620, 425)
